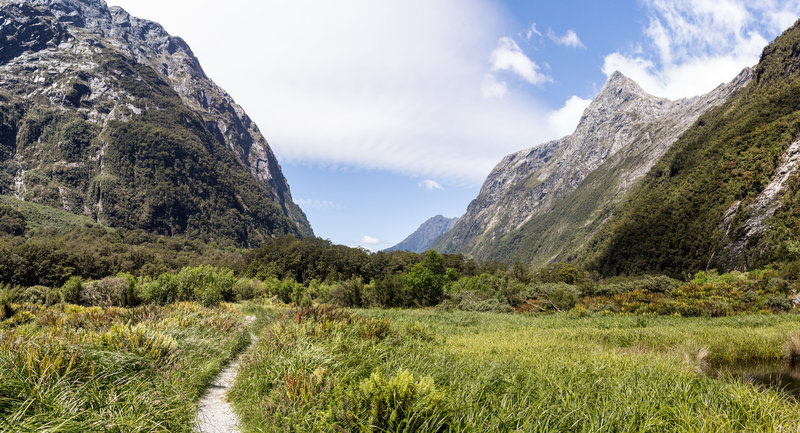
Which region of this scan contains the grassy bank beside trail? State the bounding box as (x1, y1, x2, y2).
(231, 306, 800, 432)
(0, 302, 250, 432)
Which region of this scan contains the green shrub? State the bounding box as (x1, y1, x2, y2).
(232, 278, 261, 301)
(369, 274, 406, 307)
(80, 277, 130, 307)
(764, 294, 792, 311)
(329, 368, 449, 432)
(527, 282, 580, 311)
(140, 272, 184, 305)
(60, 276, 82, 304)
(176, 265, 236, 307)
(330, 278, 365, 307)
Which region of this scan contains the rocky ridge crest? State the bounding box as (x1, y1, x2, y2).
(433, 68, 752, 263)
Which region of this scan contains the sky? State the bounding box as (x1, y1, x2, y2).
(108, 0, 800, 250)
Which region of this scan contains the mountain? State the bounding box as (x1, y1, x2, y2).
(583, 19, 800, 275)
(432, 67, 751, 267)
(385, 215, 459, 253)
(0, 0, 312, 245)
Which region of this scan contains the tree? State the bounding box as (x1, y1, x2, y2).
(402, 250, 446, 306)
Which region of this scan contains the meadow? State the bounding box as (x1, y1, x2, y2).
(232, 304, 800, 433)
(0, 302, 249, 432)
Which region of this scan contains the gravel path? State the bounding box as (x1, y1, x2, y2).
(194, 316, 256, 433)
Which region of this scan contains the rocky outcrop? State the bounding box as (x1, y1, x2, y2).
(385, 215, 459, 253)
(0, 0, 312, 243)
(433, 69, 752, 265)
(11, 0, 310, 231)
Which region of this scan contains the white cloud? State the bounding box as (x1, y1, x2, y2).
(295, 198, 341, 210)
(480, 73, 508, 98)
(108, 0, 559, 186)
(548, 95, 592, 137)
(526, 22, 543, 40)
(489, 37, 551, 85)
(549, 29, 586, 49)
(418, 179, 444, 191)
(602, 0, 800, 99)
(360, 235, 380, 245)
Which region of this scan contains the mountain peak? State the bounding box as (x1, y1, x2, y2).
(596, 70, 654, 104)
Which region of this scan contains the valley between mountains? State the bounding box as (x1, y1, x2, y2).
(3, 1, 800, 432)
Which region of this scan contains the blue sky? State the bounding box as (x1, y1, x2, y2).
(109, 0, 800, 250)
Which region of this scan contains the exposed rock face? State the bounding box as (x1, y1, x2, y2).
(385, 215, 459, 253)
(433, 69, 752, 265)
(0, 0, 312, 243)
(717, 138, 800, 269)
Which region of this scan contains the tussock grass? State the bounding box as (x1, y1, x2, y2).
(0, 302, 249, 432)
(233, 306, 800, 432)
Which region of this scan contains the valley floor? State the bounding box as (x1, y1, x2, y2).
(4, 301, 800, 432)
(232, 305, 800, 432)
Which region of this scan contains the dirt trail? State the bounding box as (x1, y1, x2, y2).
(194, 316, 256, 433)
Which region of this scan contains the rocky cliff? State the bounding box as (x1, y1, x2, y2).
(433, 68, 752, 266)
(385, 215, 459, 253)
(585, 20, 800, 275)
(0, 0, 312, 244)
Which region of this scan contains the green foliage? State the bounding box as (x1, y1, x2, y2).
(528, 282, 580, 311)
(330, 277, 366, 308)
(80, 276, 131, 307)
(402, 251, 446, 307)
(331, 368, 449, 432)
(140, 265, 235, 307)
(232, 305, 800, 432)
(0, 302, 250, 431)
(0, 204, 25, 236)
(60, 276, 82, 304)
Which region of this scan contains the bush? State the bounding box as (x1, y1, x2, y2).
(140, 272, 184, 305)
(369, 274, 406, 307)
(330, 278, 365, 307)
(232, 278, 261, 301)
(527, 282, 580, 311)
(60, 276, 82, 304)
(402, 251, 446, 307)
(764, 294, 792, 311)
(329, 368, 449, 432)
(175, 265, 236, 307)
(80, 277, 129, 307)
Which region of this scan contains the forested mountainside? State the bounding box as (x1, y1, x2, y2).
(583, 19, 800, 276)
(433, 65, 751, 268)
(385, 215, 459, 253)
(0, 0, 312, 245)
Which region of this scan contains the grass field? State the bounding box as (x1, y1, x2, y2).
(232, 305, 800, 432)
(0, 302, 249, 432)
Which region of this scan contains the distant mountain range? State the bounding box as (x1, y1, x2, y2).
(435, 19, 800, 275)
(385, 215, 458, 253)
(0, 0, 312, 245)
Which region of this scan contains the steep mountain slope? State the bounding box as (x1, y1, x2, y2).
(433, 68, 751, 266)
(584, 20, 800, 275)
(385, 215, 459, 253)
(0, 0, 311, 245)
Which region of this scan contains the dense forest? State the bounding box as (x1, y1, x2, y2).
(3, 199, 800, 319)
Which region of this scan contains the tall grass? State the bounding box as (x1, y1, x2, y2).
(0, 302, 249, 432)
(232, 305, 800, 432)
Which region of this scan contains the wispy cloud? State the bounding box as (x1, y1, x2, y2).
(548, 95, 592, 137)
(295, 198, 342, 210)
(526, 22, 543, 40)
(489, 37, 551, 85)
(602, 0, 800, 99)
(108, 0, 562, 186)
(360, 235, 380, 245)
(418, 179, 444, 191)
(548, 29, 586, 48)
